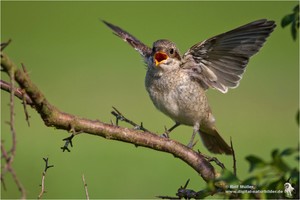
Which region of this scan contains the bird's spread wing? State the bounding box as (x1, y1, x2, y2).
(102, 20, 152, 58)
(182, 19, 276, 93)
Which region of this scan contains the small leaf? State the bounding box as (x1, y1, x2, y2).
(245, 155, 266, 172)
(280, 147, 297, 156)
(281, 13, 294, 28)
(289, 167, 300, 183)
(271, 156, 291, 172)
(293, 4, 299, 13)
(291, 19, 297, 40)
(271, 149, 280, 159)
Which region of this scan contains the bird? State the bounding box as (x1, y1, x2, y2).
(102, 19, 276, 155)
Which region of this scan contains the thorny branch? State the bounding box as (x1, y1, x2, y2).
(0, 80, 33, 105)
(38, 157, 54, 199)
(0, 43, 237, 198)
(111, 106, 149, 132)
(0, 66, 26, 198)
(1, 50, 217, 182)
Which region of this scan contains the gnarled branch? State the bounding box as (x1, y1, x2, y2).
(1, 50, 217, 182)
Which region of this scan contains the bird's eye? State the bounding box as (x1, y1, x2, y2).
(152, 47, 156, 52)
(169, 48, 174, 55)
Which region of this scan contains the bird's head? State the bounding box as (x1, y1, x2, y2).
(150, 39, 181, 71)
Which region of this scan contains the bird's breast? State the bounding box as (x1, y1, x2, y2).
(145, 70, 210, 125)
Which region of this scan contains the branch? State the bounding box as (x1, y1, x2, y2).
(1, 51, 217, 182)
(82, 174, 90, 200)
(0, 80, 33, 105)
(1, 139, 26, 199)
(0, 49, 26, 199)
(38, 157, 54, 199)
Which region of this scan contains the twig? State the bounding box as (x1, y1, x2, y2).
(0, 80, 33, 105)
(230, 137, 237, 176)
(8, 65, 16, 157)
(21, 91, 31, 127)
(0, 79, 32, 126)
(21, 63, 31, 126)
(111, 106, 149, 132)
(38, 157, 54, 199)
(9, 165, 26, 199)
(0, 61, 27, 199)
(1, 141, 8, 191)
(1, 141, 26, 199)
(82, 174, 90, 200)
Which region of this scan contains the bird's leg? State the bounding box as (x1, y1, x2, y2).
(187, 123, 199, 148)
(161, 122, 180, 138)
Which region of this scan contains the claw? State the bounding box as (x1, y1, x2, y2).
(160, 133, 169, 138)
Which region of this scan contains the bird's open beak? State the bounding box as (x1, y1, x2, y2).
(154, 52, 168, 66)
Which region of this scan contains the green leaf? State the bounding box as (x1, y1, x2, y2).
(280, 147, 297, 156)
(291, 19, 298, 40)
(293, 4, 299, 13)
(265, 179, 286, 199)
(245, 155, 266, 172)
(271, 149, 280, 159)
(281, 13, 294, 28)
(242, 176, 257, 185)
(271, 155, 291, 172)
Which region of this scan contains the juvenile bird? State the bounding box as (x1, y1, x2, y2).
(103, 19, 276, 155)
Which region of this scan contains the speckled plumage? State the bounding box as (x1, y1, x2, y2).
(103, 19, 276, 154)
(145, 64, 211, 127)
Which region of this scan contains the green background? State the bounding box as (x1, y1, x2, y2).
(1, 1, 299, 199)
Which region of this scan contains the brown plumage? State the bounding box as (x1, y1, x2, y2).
(103, 19, 276, 155)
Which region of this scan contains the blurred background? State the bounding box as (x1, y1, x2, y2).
(1, 1, 298, 199)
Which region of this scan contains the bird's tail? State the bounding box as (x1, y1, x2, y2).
(199, 127, 232, 155)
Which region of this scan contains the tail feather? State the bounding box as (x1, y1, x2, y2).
(199, 128, 232, 155)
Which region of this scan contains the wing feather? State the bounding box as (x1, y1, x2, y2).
(102, 20, 152, 58)
(182, 19, 276, 93)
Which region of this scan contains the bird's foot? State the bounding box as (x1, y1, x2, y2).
(187, 140, 198, 149)
(160, 133, 169, 138)
(160, 123, 180, 138)
(161, 126, 171, 138)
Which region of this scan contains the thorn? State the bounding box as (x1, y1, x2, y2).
(0, 39, 12, 51)
(183, 179, 190, 189)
